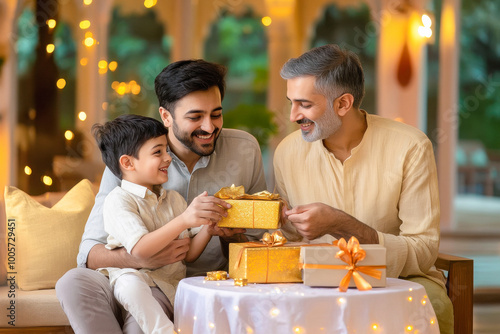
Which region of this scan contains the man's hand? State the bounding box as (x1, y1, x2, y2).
(87, 238, 191, 270)
(285, 203, 337, 240)
(207, 224, 247, 240)
(137, 238, 191, 269)
(285, 203, 379, 243)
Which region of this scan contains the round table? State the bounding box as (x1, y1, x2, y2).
(174, 277, 439, 334)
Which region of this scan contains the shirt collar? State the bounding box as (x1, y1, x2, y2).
(167, 146, 212, 170)
(121, 180, 165, 199)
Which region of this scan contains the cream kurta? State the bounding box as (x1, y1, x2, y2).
(274, 113, 446, 288)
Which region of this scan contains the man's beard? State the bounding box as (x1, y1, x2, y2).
(172, 121, 221, 156)
(298, 106, 342, 142)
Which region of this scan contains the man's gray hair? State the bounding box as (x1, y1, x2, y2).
(280, 44, 365, 109)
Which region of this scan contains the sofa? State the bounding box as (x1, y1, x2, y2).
(0, 179, 97, 333)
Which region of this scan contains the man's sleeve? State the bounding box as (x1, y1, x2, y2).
(76, 167, 120, 267)
(379, 139, 441, 278)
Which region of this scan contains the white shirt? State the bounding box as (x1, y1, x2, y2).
(99, 180, 193, 304)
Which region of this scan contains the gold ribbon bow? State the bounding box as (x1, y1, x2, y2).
(334, 236, 383, 292)
(214, 184, 281, 200)
(261, 230, 287, 246)
(233, 231, 287, 283)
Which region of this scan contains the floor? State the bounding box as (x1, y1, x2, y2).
(439, 233, 500, 334)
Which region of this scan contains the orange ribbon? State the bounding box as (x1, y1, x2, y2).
(300, 237, 385, 292)
(336, 237, 383, 292)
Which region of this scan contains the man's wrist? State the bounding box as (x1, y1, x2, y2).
(222, 233, 248, 243)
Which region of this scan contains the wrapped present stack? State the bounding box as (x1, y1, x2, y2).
(215, 185, 282, 229)
(216, 186, 386, 290)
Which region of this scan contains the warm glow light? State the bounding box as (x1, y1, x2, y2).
(261, 16, 272, 26)
(418, 26, 433, 38)
(78, 111, 87, 121)
(233, 305, 239, 311)
(372, 324, 378, 330)
(102, 102, 108, 110)
(430, 319, 435, 325)
(131, 83, 141, 95)
(246, 326, 254, 334)
(406, 325, 413, 332)
(24, 166, 32, 175)
(80, 58, 88, 66)
(144, 0, 157, 8)
(98, 60, 108, 69)
(418, 14, 433, 39)
(421, 299, 427, 305)
(79, 20, 91, 29)
(57, 78, 67, 89)
(337, 297, 346, 305)
(65, 130, 74, 141)
(47, 19, 57, 29)
(46, 44, 55, 53)
(83, 0, 93, 5)
(42, 175, 53, 186)
(270, 307, 280, 317)
(108, 61, 118, 71)
(408, 296, 413, 302)
(422, 14, 432, 27)
(208, 323, 215, 329)
(84, 37, 95, 47)
(117, 82, 128, 95)
(193, 316, 197, 321)
(395, 117, 404, 123)
(293, 326, 304, 334)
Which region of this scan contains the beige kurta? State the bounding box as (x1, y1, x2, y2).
(273, 113, 446, 288)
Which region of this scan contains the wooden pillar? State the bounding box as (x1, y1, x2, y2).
(264, 0, 299, 189)
(74, 0, 113, 167)
(171, 0, 197, 61)
(0, 0, 19, 193)
(436, 0, 460, 231)
(376, 0, 428, 130)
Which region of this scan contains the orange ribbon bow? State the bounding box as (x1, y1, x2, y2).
(334, 236, 383, 292)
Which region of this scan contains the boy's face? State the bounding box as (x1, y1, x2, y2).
(125, 135, 171, 191)
(160, 86, 223, 157)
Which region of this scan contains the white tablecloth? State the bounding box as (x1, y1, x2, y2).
(174, 277, 439, 334)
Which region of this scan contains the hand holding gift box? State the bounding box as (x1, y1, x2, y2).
(215, 184, 282, 229)
(300, 236, 386, 291)
(229, 230, 303, 283)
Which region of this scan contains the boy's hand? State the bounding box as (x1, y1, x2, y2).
(181, 191, 230, 228)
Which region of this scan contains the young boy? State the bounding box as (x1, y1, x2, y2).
(92, 114, 229, 333)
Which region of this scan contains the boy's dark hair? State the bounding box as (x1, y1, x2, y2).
(154, 59, 227, 117)
(92, 114, 168, 179)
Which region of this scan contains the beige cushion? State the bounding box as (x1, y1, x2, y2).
(4, 179, 95, 290)
(0, 286, 69, 327)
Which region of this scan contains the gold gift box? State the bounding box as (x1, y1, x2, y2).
(228, 242, 303, 283)
(217, 199, 281, 229)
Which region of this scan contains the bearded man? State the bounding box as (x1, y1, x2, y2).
(274, 44, 454, 334)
